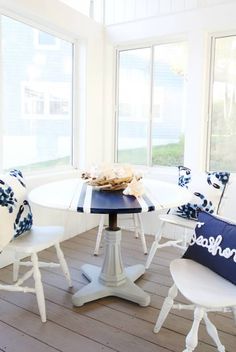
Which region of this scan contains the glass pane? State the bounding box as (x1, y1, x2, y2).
(152, 42, 187, 166)
(2, 16, 73, 172)
(209, 36, 236, 172)
(117, 48, 151, 165)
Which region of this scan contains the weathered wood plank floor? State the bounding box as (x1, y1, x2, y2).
(0, 228, 235, 352)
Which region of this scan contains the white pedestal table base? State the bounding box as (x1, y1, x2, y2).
(72, 228, 150, 307)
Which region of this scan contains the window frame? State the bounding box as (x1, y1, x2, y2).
(0, 10, 79, 174)
(114, 39, 188, 167)
(206, 31, 236, 172)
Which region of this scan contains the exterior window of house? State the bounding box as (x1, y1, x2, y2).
(1, 15, 73, 172)
(24, 87, 44, 114)
(116, 42, 187, 166)
(34, 30, 60, 49)
(50, 95, 69, 115)
(22, 82, 70, 118)
(208, 35, 236, 172)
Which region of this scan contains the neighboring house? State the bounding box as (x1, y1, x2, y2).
(2, 15, 73, 169)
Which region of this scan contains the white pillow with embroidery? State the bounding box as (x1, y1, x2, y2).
(0, 170, 33, 251)
(173, 166, 230, 220)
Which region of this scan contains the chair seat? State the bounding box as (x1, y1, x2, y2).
(159, 214, 197, 229)
(170, 258, 236, 308)
(8, 225, 64, 253)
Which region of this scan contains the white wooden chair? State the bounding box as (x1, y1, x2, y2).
(145, 169, 231, 269)
(1, 225, 72, 323)
(145, 214, 195, 268)
(154, 258, 236, 352)
(0, 170, 72, 323)
(94, 213, 147, 255)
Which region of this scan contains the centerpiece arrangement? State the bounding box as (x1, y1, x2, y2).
(81, 164, 145, 197)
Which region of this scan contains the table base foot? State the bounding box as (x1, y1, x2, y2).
(72, 264, 150, 307)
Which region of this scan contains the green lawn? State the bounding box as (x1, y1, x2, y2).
(118, 139, 184, 166)
(7, 139, 184, 173)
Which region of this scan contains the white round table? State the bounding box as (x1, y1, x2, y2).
(29, 178, 191, 307)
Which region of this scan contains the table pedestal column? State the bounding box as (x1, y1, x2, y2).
(99, 228, 126, 286)
(72, 215, 150, 307)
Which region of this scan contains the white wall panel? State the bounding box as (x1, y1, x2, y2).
(172, 0, 186, 12)
(135, 0, 148, 18)
(185, 0, 198, 10)
(146, 0, 160, 17)
(159, 0, 172, 14)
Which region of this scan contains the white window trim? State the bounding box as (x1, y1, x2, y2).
(206, 30, 236, 172)
(114, 38, 187, 168)
(0, 9, 81, 174)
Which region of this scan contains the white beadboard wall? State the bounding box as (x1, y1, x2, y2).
(104, 0, 236, 25)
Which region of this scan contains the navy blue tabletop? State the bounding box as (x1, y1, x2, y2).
(77, 183, 155, 214)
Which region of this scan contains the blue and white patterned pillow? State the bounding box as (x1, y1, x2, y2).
(10, 170, 33, 239)
(0, 170, 33, 250)
(174, 166, 230, 220)
(183, 211, 236, 285)
(14, 199, 33, 238)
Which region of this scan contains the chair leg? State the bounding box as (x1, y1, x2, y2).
(183, 307, 204, 352)
(204, 313, 225, 352)
(154, 284, 178, 333)
(94, 214, 105, 256)
(55, 242, 72, 287)
(182, 228, 189, 249)
(13, 259, 20, 282)
(136, 213, 147, 254)
(232, 306, 236, 325)
(145, 220, 165, 269)
(31, 252, 46, 323)
(133, 214, 139, 238)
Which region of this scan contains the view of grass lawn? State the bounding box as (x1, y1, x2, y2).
(118, 138, 184, 166)
(209, 134, 236, 172)
(11, 137, 185, 172)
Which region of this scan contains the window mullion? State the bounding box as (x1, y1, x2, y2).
(73, 41, 85, 169)
(148, 46, 154, 167)
(206, 34, 236, 172)
(114, 49, 120, 163)
(205, 36, 216, 171)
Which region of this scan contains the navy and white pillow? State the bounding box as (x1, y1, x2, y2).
(174, 166, 230, 220)
(0, 170, 33, 250)
(10, 169, 33, 239)
(14, 199, 33, 238)
(183, 211, 236, 285)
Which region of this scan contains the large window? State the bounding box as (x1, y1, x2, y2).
(208, 35, 236, 172)
(116, 42, 187, 167)
(1, 15, 73, 172)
